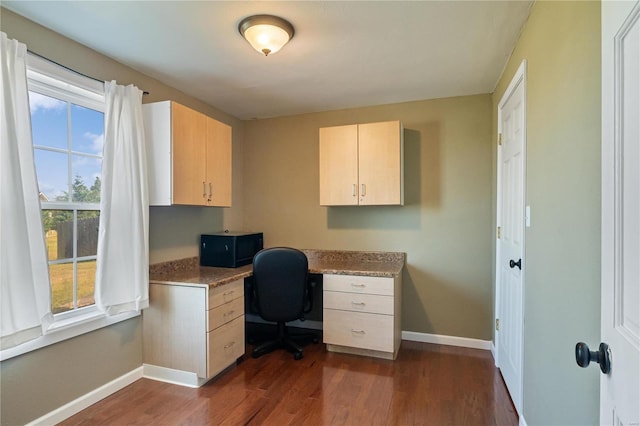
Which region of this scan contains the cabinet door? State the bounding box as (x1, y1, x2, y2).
(143, 284, 208, 378)
(319, 124, 359, 206)
(207, 315, 245, 378)
(172, 102, 207, 205)
(358, 121, 403, 205)
(205, 117, 232, 207)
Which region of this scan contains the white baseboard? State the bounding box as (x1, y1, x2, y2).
(245, 318, 491, 352)
(491, 342, 497, 362)
(26, 366, 143, 426)
(519, 414, 527, 426)
(401, 331, 492, 350)
(142, 363, 205, 388)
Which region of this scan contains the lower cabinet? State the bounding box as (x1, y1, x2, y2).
(323, 274, 402, 360)
(143, 279, 245, 387)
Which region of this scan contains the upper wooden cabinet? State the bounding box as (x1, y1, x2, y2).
(143, 101, 232, 207)
(319, 120, 404, 206)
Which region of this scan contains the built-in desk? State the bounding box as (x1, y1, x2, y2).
(145, 250, 405, 387)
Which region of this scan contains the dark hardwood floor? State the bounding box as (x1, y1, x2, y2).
(60, 340, 517, 425)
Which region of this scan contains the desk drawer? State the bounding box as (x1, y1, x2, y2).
(207, 296, 244, 331)
(323, 309, 393, 352)
(323, 274, 394, 296)
(207, 315, 245, 378)
(208, 279, 243, 309)
(324, 290, 393, 315)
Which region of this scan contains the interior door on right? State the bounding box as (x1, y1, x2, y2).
(497, 63, 526, 415)
(600, 1, 640, 424)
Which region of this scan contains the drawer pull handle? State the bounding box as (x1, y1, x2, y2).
(351, 329, 366, 334)
(224, 341, 235, 349)
(223, 290, 235, 296)
(351, 301, 366, 306)
(351, 283, 366, 288)
(223, 310, 235, 317)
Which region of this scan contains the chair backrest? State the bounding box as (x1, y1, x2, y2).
(252, 247, 308, 323)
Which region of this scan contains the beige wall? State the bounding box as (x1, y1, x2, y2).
(492, 2, 601, 425)
(243, 95, 494, 337)
(0, 8, 245, 424)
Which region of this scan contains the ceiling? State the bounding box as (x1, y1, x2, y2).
(4, 1, 533, 120)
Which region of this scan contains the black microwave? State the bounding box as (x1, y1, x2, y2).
(200, 232, 263, 268)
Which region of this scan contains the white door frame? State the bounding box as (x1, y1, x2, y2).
(494, 59, 527, 416)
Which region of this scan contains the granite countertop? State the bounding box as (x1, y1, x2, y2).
(303, 249, 405, 277)
(149, 249, 405, 289)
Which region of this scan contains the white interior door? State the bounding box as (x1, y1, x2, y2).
(496, 60, 526, 416)
(601, 1, 640, 424)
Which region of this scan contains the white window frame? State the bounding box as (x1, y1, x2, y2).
(0, 55, 138, 362)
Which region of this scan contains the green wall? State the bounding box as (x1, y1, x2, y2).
(0, 319, 141, 426)
(492, 2, 601, 424)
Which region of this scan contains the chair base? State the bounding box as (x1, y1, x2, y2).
(251, 321, 319, 360)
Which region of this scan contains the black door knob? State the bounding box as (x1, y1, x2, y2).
(509, 259, 522, 270)
(575, 342, 611, 374)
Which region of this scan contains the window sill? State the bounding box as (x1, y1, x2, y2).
(0, 310, 139, 361)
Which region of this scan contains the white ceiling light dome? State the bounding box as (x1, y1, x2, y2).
(238, 14, 295, 57)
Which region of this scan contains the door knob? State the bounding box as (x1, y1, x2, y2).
(509, 259, 522, 270)
(575, 342, 611, 374)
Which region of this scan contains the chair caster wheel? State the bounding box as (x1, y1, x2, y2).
(294, 352, 303, 360)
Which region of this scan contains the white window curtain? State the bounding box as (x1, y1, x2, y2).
(0, 32, 54, 349)
(95, 80, 149, 315)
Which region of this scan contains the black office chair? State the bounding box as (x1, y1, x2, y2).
(251, 247, 318, 360)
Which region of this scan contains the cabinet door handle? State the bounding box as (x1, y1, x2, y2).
(361, 184, 366, 196)
(209, 182, 213, 198)
(223, 290, 235, 296)
(351, 301, 366, 306)
(223, 310, 235, 317)
(351, 329, 366, 334)
(352, 184, 357, 197)
(351, 283, 366, 288)
(202, 181, 206, 197)
(224, 341, 236, 349)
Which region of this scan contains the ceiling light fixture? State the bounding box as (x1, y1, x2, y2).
(238, 14, 294, 57)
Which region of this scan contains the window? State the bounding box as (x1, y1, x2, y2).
(27, 54, 105, 317)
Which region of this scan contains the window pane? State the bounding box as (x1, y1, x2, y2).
(34, 149, 70, 201)
(50, 262, 73, 314)
(42, 209, 74, 261)
(77, 260, 96, 309)
(71, 156, 101, 202)
(77, 211, 99, 257)
(29, 91, 68, 150)
(71, 105, 104, 155)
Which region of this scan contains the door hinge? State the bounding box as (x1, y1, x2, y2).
(496, 319, 500, 331)
(498, 133, 503, 146)
(497, 226, 501, 239)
